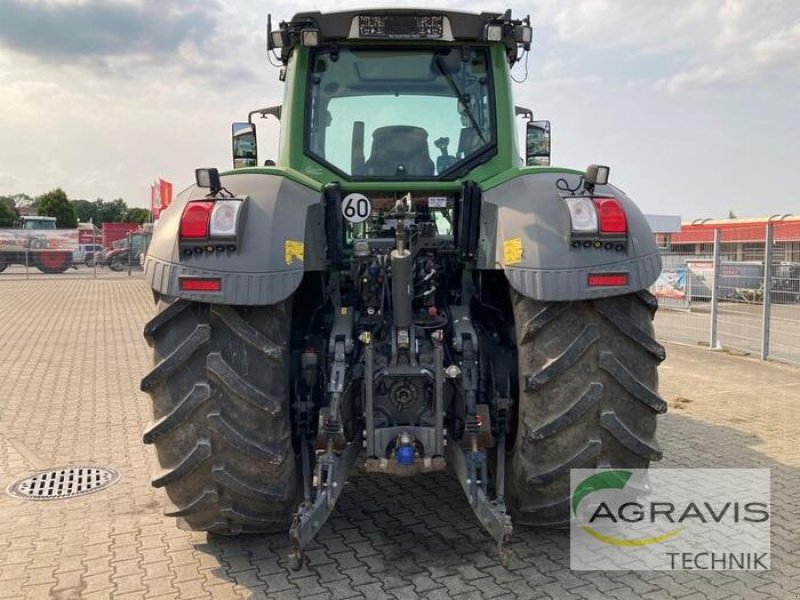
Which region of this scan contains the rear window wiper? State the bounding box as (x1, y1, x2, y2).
(434, 56, 487, 146)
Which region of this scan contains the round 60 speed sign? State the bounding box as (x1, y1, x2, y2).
(341, 193, 372, 223)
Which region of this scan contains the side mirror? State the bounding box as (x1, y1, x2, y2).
(232, 122, 258, 168)
(526, 120, 551, 167)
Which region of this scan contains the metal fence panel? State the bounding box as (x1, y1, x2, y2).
(714, 225, 766, 356)
(768, 222, 800, 363)
(653, 223, 800, 366)
(651, 250, 712, 347)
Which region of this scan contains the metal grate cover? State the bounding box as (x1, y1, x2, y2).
(7, 466, 119, 501)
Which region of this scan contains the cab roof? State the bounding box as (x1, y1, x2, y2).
(269, 8, 530, 65)
(289, 8, 503, 42)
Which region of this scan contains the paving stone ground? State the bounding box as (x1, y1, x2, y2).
(0, 279, 798, 600)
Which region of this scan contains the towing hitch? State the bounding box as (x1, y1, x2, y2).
(288, 435, 361, 570)
(447, 438, 513, 564)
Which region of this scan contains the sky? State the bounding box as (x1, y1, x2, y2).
(0, 0, 798, 220)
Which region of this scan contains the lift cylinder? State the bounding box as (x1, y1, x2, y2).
(391, 249, 412, 328)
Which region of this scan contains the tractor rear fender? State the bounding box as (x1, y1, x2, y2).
(144, 172, 325, 305)
(477, 171, 662, 301)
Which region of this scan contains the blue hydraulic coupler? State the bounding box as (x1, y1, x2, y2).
(396, 433, 415, 465)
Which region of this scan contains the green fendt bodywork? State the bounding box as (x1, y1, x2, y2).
(142, 8, 665, 568)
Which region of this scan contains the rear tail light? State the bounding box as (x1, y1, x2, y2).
(180, 201, 214, 239)
(209, 200, 244, 238)
(593, 198, 627, 234)
(565, 197, 598, 233)
(588, 273, 628, 287)
(179, 277, 222, 292)
(565, 196, 628, 237)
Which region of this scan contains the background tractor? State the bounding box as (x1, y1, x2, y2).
(0, 215, 73, 273)
(141, 8, 665, 567)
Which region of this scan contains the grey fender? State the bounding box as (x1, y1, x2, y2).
(477, 171, 661, 301)
(144, 172, 324, 305)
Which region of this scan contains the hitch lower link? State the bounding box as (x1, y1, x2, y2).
(289, 333, 359, 570)
(451, 329, 514, 564)
(447, 441, 513, 564)
(288, 431, 361, 570)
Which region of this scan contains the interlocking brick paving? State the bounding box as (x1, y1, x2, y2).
(0, 280, 797, 599)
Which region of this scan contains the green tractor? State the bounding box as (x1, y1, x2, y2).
(141, 8, 665, 567)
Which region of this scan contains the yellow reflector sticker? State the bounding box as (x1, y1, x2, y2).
(285, 240, 304, 265)
(503, 237, 523, 265)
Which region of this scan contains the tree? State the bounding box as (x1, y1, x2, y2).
(95, 198, 128, 223)
(37, 188, 77, 228)
(71, 199, 94, 223)
(727, 210, 737, 219)
(69, 198, 131, 224)
(10, 193, 34, 210)
(125, 208, 151, 224)
(0, 198, 15, 226)
(110, 198, 129, 222)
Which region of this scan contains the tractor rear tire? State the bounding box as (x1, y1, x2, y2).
(507, 290, 666, 527)
(110, 256, 127, 271)
(141, 299, 298, 534)
(35, 251, 71, 274)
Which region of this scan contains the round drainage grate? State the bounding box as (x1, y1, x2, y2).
(7, 466, 120, 501)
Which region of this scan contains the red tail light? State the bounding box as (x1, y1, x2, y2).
(593, 198, 627, 234)
(179, 277, 222, 292)
(180, 201, 214, 239)
(588, 273, 628, 287)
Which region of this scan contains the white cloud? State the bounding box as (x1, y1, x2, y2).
(753, 22, 800, 67)
(0, 173, 18, 191)
(539, 59, 566, 76)
(660, 12, 800, 95)
(539, 74, 602, 88)
(533, 0, 800, 93)
(715, 0, 754, 48)
(657, 65, 735, 95)
(5, 79, 77, 117)
(539, 0, 713, 54)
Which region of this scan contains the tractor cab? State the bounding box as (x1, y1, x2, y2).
(19, 216, 57, 230)
(232, 9, 548, 179)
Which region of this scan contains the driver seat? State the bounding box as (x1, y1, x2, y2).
(365, 126, 435, 177)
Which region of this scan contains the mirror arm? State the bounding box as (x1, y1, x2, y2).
(248, 105, 282, 124)
(514, 106, 532, 121)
